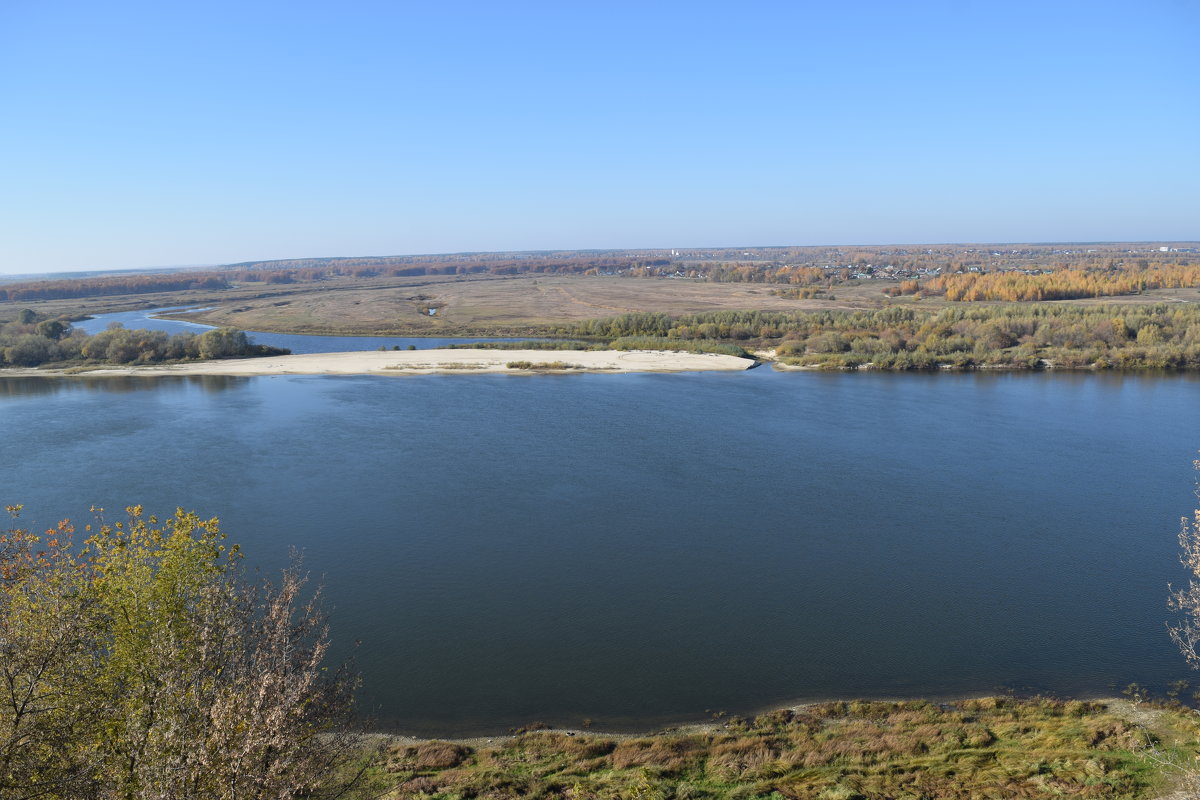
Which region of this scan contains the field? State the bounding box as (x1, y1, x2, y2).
(159, 275, 884, 336)
(0, 274, 883, 335)
(8, 271, 1199, 339)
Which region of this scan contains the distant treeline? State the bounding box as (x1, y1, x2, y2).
(0, 274, 229, 302)
(0, 311, 286, 368)
(225, 243, 1200, 279)
(442, 337, 750, 358)
(9, 245, 1200, 305)
(221, 253, 671, 283)
(0, 255, 675, 301)
(892, 263, 1200, 302)
(557, 305, 1200, 370)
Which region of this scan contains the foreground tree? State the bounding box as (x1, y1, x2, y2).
(0, 512, 93, 799)
(1169, 460, 1200, 669)
(1166, 463, 1200, 800)
(0, 505, 375, 800)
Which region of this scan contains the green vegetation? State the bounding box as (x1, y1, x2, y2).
(607, 336, 750, 358)
(0, 505, 374, 799)
(559, 305, 1200, 370)
(443, 337, 752, 359)
(444, 340, 594, 351)
(0, 310, 288, 368)
(379, 697, 1200, 799)
(505, 361, 582, 370)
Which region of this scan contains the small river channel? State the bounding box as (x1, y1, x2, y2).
(71, 305, 530, 353)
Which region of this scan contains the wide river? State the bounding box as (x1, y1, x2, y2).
(3, 310, 1200, 734)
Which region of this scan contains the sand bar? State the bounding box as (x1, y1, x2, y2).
(0, 349, 754, 378)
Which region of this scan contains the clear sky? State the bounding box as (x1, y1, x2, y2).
(0, 1, 1196, 275)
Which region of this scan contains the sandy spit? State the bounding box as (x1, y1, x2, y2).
(1, 349, 754, 378)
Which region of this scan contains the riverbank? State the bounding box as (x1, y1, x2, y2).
(368, 696, 1200, 799)
(0, 348, 755, 377)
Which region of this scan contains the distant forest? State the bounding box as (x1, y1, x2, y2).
(4, 244, 1199, 304)
(0, 274, 230, 302)
(892, 263, 1200, 301)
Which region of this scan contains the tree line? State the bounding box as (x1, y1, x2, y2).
(557, 305, 1200, 370)
(0, 310, 287, 368)
(7, 245, 1198, 305)
(0, 274, 229, 302)
(893, 263, 1200, 302)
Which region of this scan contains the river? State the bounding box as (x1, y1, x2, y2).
(2, 310, 1198, 734)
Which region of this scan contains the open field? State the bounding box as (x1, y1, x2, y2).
(3, 271, 1199, 340)
(115, 280, 1200, 338)
(156, 275, 887, 336)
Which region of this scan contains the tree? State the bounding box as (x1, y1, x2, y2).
(0, 505, 375, 800)
(34, 320, 66, 341)
(198, 328, 250, 359)
(0, 510, 93, 799)
(1167, 466, 1200, 800)
(1169, 460, 1200, 668)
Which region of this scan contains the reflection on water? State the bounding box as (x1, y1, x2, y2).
(0, 374, 248, 396)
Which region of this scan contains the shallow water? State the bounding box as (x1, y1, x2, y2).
(4, 313, 1200, 734)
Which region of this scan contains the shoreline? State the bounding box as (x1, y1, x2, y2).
(369, 693, 1147, 747)
(366, 694, 1196, 800)
(0, 348, 755, 378)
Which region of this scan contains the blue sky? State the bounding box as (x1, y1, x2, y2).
(0, 0, 1196, 275)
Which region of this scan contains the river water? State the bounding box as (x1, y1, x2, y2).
(3, 310, 1199, 734)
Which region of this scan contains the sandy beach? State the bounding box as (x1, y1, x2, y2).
(1, 349, 754, 377)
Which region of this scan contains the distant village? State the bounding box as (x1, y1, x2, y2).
(597, 244, 1200, 282)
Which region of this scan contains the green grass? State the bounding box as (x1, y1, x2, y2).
(374, 698, 1200, 799)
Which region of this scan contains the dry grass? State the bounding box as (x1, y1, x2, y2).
(11, 272, 1196, 339)
(0, 272, 883, 333)
(149, 275, 877, 336)
(373, 697, 1200, 799)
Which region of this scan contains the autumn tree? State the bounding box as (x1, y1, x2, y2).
(0, 505, 377, 800)
(1164, 462, 1200, 796)
(0, 510, 93, 799)
(1169, 461, 1200, 669)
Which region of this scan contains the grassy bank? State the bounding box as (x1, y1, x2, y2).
(375, 697, 1200, 799)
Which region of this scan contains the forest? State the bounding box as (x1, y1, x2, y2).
(0, 273, 229, 302)
(0, 310, 286, 368)
(893, 263, 1200, 302)
(556, 305, 1200, 370)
